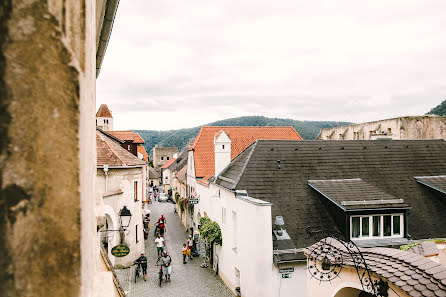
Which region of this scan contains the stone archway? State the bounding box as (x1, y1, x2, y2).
(103, 204, 120, 266)
(334, 287, 374, 297)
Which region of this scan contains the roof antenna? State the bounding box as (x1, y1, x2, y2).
(277, 160, 281, 170)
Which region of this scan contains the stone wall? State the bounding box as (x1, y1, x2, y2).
(317, 116, 446, 140)
(0, 1, 102, 296)
(153, 146, 178, 167)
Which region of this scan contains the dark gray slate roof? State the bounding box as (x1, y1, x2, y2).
(415, 175, 446, 195)
(148, 167, 161, 179)
(214, 140, 446, 251)
(167, 149, 188, 173)
(308, 178, 410, 210)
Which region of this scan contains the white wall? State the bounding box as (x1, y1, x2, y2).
(96, 167, 145, 267)
(96, 116, 113, 131)
(197, 182, 275, 297)
(272, 263, 307, 297)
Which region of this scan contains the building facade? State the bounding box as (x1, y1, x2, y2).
(317, 115, 446, 140)
(96, 130, 146, 267)
(152, 145, 178, 168)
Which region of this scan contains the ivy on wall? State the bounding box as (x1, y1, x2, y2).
(199, 217, 222, 246)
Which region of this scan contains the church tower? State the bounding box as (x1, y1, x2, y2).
(96, 104, 113, 131)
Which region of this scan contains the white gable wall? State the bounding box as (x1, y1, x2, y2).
(200, 182, 275, 297)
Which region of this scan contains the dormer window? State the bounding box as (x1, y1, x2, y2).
(308, 178, 410, 241)
(351, 214, 403, 239)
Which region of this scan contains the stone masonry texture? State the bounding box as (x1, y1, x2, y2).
(0, 1, 86, 296)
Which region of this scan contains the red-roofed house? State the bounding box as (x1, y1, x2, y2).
(137, 146, 149, 162)
(107, 131, 145, 158)
(186, 125, 302, 219)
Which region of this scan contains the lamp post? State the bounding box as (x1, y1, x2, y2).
(99, 206, 133, 236)
(118, 205, 132, 231)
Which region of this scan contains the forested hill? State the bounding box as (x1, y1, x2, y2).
(137, 116, 351, 156)
(427, 99, 446, 116)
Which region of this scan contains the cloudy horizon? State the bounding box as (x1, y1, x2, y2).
(97, 0, 446, 131)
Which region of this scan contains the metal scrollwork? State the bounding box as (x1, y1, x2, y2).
(306, 227, 390, 297)
(308, 238, 343, 283)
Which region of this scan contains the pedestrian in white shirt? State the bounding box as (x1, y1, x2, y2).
(154, 234, 165, 257)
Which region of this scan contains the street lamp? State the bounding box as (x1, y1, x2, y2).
(119, 206, 132, 231)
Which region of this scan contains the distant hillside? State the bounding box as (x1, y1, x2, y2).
(427, 99, 446, 116)
(136, 116, 351, 156)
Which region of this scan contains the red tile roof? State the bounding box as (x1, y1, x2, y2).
(190, 126, 302, 180)
(137, 146, 149, 162)
(161, 158, 176, 169)
(96, 130, 146, 167)
(96, 104, 113, 118)
(107, 131, 145, 144)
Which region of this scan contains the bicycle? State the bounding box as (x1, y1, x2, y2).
(134, 262, 141, 283)
(158, 266, 163, 287)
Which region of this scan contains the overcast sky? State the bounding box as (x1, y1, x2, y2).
(97, 0, 446, 131)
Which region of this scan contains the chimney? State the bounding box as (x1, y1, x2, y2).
(214, 130, 231, 176)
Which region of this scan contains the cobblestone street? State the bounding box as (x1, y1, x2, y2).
(116, 199, 234, 297)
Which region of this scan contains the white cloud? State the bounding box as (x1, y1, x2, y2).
(97, 0, 446, 130)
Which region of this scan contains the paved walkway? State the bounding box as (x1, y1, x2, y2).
(116, 199, 233, 297)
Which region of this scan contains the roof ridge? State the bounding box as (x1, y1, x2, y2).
(233, 140, 259, 189)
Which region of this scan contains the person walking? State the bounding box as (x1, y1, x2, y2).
(186, 235, 193, 260)
(182, 243, 188, 264)
(154, 234, 165, 257)
(135, 252, 148, 281)
(156, 251, 172, 282)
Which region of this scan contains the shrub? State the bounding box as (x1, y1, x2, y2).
(199, 217, 222, 246)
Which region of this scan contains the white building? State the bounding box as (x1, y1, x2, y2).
(96, 129, 146, 267)
(196, 138, 446, 297)
(96, 104, 114, 131)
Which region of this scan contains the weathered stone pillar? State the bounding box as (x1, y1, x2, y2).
(0, 1, 97, 296)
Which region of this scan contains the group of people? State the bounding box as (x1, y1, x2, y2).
(134, 210, 197, 284)
(182, 235, 194, 264)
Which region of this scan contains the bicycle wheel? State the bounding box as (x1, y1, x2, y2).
(158, 271, 163, 287)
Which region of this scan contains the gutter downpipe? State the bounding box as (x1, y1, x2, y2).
(103, 164, 109, 192)
(96, 0, 120, 77)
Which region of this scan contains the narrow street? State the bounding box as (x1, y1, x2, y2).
(116, 198, 233, 297)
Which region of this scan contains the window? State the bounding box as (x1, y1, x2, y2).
(361, 217, 369, 237)
(352, 217, 360, 238)
(222, 207, 226, 224)
(136, 224, 139, 243)
(167, 157, 170, 160)
(393, 216, 401, 235)
(351, 214, 403, 240)
(127, 145, 130, 151)
(134, 181, 138, 201)
(383, 215, 391, 236)
(161, 156, 164, 160)
(373, 216, 381, 237)
(222, 145, 225, 150)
